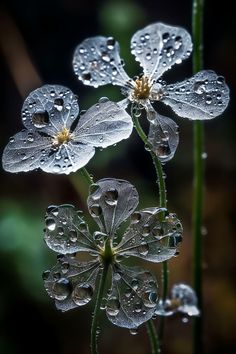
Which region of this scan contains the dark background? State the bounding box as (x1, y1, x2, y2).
(0, 0, 235, 353)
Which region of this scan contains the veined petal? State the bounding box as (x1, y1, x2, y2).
(73, 36, 131, 88)
(162, 70, 230, 119)
(41, 142, 95, 175)
(117, 207, 183, 263)
(87, 178, 139, 235)
(22, 85, 79, 134)
(43, 256, 100, 311)
(106, 264, 158, 328)
(2, 130, 52, 173)
(147, 110, 179, 162)
(44, 204, 96, 254)
(131, 23, 192, 80)
(74, 98, 133, 148)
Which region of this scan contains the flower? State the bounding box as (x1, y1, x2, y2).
(2, 85, 132, 174)
(73, 22, 229, 162)
(43, 178, 183, 329)
(155, 283, 200, 317)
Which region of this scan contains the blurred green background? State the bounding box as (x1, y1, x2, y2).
(0, 0, 235, 353)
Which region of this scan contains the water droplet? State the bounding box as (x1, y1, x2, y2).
(9, 136, 15, 143)
(45, 217, 56, 231)
(104, 188, 118, 206)
(131, 212, 141, 224)
(107, 37, 116, 50)
(217, 76, 225, 84)
(99, 97, 109, 104)
(194, 81, 206, 95)
(206, 96, 212, 105)
(82, 72, 92, 83)
(53, 165, 61, 173)
(182, 317, 189, 323)
(131, 279, 139, 291)
(106, 298, 120, 316)
(138, 242, 149, 256)
(52, 278, 71, 300)
(146, 53, 152, 60)
(42, 270, 50, 280)
(162, 32, 170, 43)
(174, 36, 182, 50)
(130, 328, 138, 335)
(142, 225, 150, 237)
(32, 111, 49, 128)
(54, 98, 64, 111)
(102, 52, 110, 62)
(69, 229, 77, 242)
(201, 152, 207, 159)
(72, 284, 93, 306)
(90, 205, 102, 217)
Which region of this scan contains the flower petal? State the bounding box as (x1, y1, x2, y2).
(106, 264, 158, 328)
(44, 204, 96, 254)
(41, 142, 95, 175)
(87, 178, 139, 235)
(2, 130, 52, 172)
(117, 207, 183, 262)
(74, 98, 133, 148)
(22, 85, 79, 134)
(73, 36, 131, 88)
(147, 110, 179, 162)
(162, 70, 230, 119)
(43, 256, 100, 311)
(131, 23, 192, 80)
(171, 283, 200, 316)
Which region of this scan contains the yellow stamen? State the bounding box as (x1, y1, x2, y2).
(52, 127, 71, 146)
(133, 76, 151, 100)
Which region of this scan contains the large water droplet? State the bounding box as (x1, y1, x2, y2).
(90, 205, 102, 217)
(32, 111, 49, 128)
(52, 278, 71, 300)
(104, 188, 118, 206)
(72, 284, 93, 306)
(45, 217, 56, 231)
(106, 298, 120, 316)
(107, 37, 116, 50)
(131, 212, 141, 224)
(130, 328, 138, 335)
(54, 98, 64, 111)
(194, 81, 206, 95)
(138, 242, 149, 256)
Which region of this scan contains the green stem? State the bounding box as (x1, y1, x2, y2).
(192, 1, 204, 353)
(69, 167, 93, 201)
(90, 265, 109, 354)
(80, 167, 94, 185)
(131, 106, 168, 352)
(146, 320, 160, 354)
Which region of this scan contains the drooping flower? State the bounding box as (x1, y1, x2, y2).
(2, 85, 132, 174)
(73, 22, 229, 162)
(43, 178, 183, 329)
(155, 283, 199, 317)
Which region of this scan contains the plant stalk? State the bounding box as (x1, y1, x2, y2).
(192, 0, 204, 353)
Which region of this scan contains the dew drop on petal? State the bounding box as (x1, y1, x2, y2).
(106, 297, 120, 316)
(130, 328, 138, 335)
(45, 217, 56, 231)
(104, 188, 118, 206)
(72, 284, 93, 306)
(52, 278, 71, 301)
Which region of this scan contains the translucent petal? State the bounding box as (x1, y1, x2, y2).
(171, 283, 200, 316)
(87, 178, 139, 235)
(44, 204, 96, 254)
(2, 130, 52, 173)
(147, 110, 179, 162)
(162, 70, 230, 119)
(22, 85, 79, 134)
(106, 264, 158, 328)
(73, 36, 131, 88)
(41, 142, 95, 175)
(131, 23, 192, 80)
(117, 207, 183, 262)
(74, 98, 133, 148)
(43, 256, 100, 311)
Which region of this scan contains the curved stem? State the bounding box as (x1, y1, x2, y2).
(90, 265, 109, 354)
(192, 1, 204, 353)
(69, 167, 93, 201)
(131, 106, 168, 352)
(146, 320, 160, 354)
(80, 167, 94, 185)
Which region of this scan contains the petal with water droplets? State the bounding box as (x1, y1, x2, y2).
(87, 178, 139, 235)
(22, 85, 79, 135)
(117, 207, 183, 262)
(162, 70, 230, 119)
(131, 23, 192, 80)
(74, 99, 133, 148)
(43, 257, 100, 311)
(73, 36, 131, 88)
(44, 204, 96, 254)
(147, 111, 179, 162)
(106, 264, 158, 328)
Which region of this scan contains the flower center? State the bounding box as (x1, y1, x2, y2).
(100, 239, 116, 266)
(133, 76, 151, 100)
(52, 127, 71, 146)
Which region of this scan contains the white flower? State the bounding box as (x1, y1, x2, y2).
(2, 85, 133, 174)
(73, 22, 229, 162)
(43, 178, 183, 328)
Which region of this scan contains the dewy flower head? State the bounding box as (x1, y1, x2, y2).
(73, 22, 229, 162)
(43, 178, 183, 329)
(2, 85, 132, 174)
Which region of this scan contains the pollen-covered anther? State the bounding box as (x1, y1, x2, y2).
(133, 76, 151, 100)
(52, 127, 71, 146)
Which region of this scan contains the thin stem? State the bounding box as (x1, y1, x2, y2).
(69, 167, 93, 201)
(131, 106, 168, 351)
(192, 1, 204, 353)
(90, 265, 109, 354)
(80, 167, 94, 185)
(146, 320, 160, 354)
